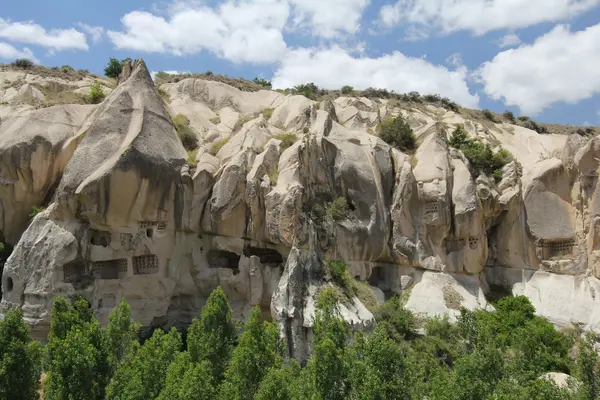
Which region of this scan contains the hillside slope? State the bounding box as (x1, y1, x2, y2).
(1, 60, 599, 359)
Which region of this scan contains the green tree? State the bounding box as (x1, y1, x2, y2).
(254, 361, 301, 400)
(577, 332, 599, 400)
(88, 81, 105, 104)
(187, 286, 236, 383)
(106, 328, 182, 400)
(377, 115, 416, 152)
(157, 352, 215, 400)
(104, 299, 140, 373)
(341, 85, 354, 95)
(375, 295, 416, 341)
(45, 298, 110, 400)
(347, 328, 410, 399)
(219, 306, 283, 400)
(252, 77, 272, 88)
(307, 288, 351, 400)
(0, 308, 41, 400)
(104, 57, 123, 78)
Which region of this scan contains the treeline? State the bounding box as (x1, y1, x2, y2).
(1, 287, 599, 399)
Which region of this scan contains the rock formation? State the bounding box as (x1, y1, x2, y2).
(2, 60, 600, 355)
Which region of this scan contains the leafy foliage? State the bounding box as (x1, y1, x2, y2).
(503, 110, 516, 122)
(187, 286, 236, 383)
(292, 82, 323, 100)
(272, 133, 298, 151)
(12, 58, 34, 68)
(341, 85, 354, 95)
(219, 307, 283, 400)
(46, 297, 110, 400)
(60, 65, 74, 73)
(1, 287, 595, 400)
(29, 205, 44, 218)
(252, 77, 272, 88)
(88, 81, 106, 104)
(173, 114, 198, 151)
(106, 328, 182, 400)
(377, 115, 416, 152)
(326, 197, 349, 221)
(0, 308, 41, 400)
(104, 57, 123, 79)
(449, 124, 514, 180)
(516, 115, 549, 134)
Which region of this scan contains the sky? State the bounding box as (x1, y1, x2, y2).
(1, 0, 599, 126)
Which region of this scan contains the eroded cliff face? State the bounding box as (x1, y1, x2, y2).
(1, 60, 600, 356)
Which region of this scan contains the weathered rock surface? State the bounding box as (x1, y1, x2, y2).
(2, 59, 600, 350)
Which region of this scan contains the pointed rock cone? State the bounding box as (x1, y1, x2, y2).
(57, 59, 187, 225)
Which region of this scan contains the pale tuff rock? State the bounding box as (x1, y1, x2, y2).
(3, 59, 600, 351)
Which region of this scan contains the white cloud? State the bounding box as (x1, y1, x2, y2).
(446, 53, 463, 67)
(289, 0, 370, 38)
(78, 23, 104, 43)
(272, 46, 479, 108)
(0, 42, 38, 63)
(496, 33, 521, 48)
(379, 0, 600, 37)
(108, 0, 289, 64)
(0, 18, 88, 51)
(476, 24, 600, 115)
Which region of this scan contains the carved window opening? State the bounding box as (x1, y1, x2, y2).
(468, 237, 479, 249)
(243, 246, 284, 265)
(133, 254, 159, 275)
(5, 277, 13, 292)
(537, 238, 576, 259)
(422, 202, 440, 221)
(120, 233, 133, 250)
(157, 222, 166, 232)
(92, 259, 128, 280)
(146, 228, 153, 238)
(63, 261, 85, 282)
(207, 250, 241, 270)
(90, 230, 111, 248)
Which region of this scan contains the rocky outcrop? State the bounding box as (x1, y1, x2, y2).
(2, 59, 600, 349)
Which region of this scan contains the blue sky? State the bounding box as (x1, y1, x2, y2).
(1, 0, 600, 126)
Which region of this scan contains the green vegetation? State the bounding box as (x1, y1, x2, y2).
(262, 108, 274, 120)
(12, 58, 34, 69)
(104, 58, 123, 79)
(172, 114, 198, 151)
(341, 85, 354, 95)
(449, 124, 514, 180)
(210, 137, 231, 156)
(88, 81, 106, 104)
(205, 70, 214, 76)
(0, 308, 41, 400)
(187, 149, 198, 167)
(292, 82, 323, 100)
(272, 133, 298, 151)
(503, 110, 516, 122)
(269, 168, 279, 184)
(154, 71, 169, 81)
(482, 109, 498, 122)
(517, 116, 549, 134)
(210, 115, 221, 125)
(157, 86, 170, 102)
(326, 197, 349, 222)
(377, 115, 416, 152)
(60, 65, 74, 73)
(252, 78, 272, 88)
(29, 205, 45, 219)
(0, 286, 595, 399)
